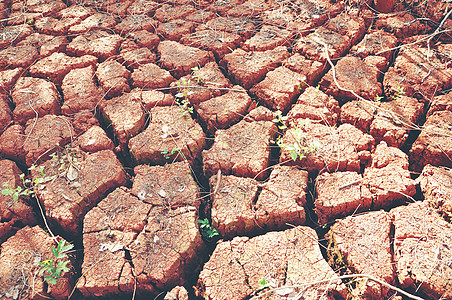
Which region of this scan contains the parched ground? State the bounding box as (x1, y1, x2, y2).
(0, 0, 452, 299)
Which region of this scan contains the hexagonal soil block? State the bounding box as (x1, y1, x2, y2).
(67, 31, 123, 61)
(114, 14, 159, 35)
(282, 53, 324, 85)
(427, 91, 452, 116)
(0, 226, 75, 300)
(350, 29, 398, 60)
(12, 77, 60, 125)
(324, 12, 366, 45)
(0, 45, 39, 69)
(33, 149, 126, 235)
(129, 106, 205, 165)
(154, 4, 196, 22)
(198, 16, 256, 39)
(170, 61, 232, 105)
(34, 16, 81, 35)
(0, 159, 36, 242)
(420, 164, 452, 215)
(0, 24, 33, 48)
(226, 0, 269, 17)
(196, 226, 346, 299)
(391, 201, 452, 299)
(340, 100, 377, 132)
(29, 52, 98, 85)
(68, 13, 117, 34)
(100, 92, 146, 145)
(287, 86, 340, 126)
(17, 33, 68, 58)
(209, 175, 259, 238)
(119, 47, 157, 70)
(279, 122, 374, 173)
(0, 125, 26, 163)
(220, 46, 290, 89)
(76, 125, 114, 153)
(384, 45, 452, 101)
(127, 30, 160, 49)
(158, 41, 214, 78)
(131, 63, 174, 89)
(181, 30, 241, 61)
(0, 94, 12, 133)
(197, 85, 251, 133)
(410, 110, 452, 172)
(320, 55, 382, 102)
(0, 67, 23, 92)
(250, 66, 306, 112)
(96, 60, 131, 98)
(126, 0, 159, 16)
(131, 88, 175, 109)
(375, 13, 428, 39)
(132, 161, 200, 209)
(293, 27, 351, 63)
(61, 65, 102, 115)
(242, 25, 293, 51)
(255, 165, 308, 230)
(203, 119, 278, 180)
(157, 19, 196, 42)
(328, 210, 395, 298)
(369, 95, 423, 147)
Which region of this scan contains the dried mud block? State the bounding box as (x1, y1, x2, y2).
(0, 160, 36, 242)
(0, 226, 74, 300)
(197, 85, 251, 133)
(158, 41, 214, 78)
(261, 6, 294, 28)
(328, 211, 395, 298)
(255, 165, 308, 230)
(293, 27, 351, 64)
(132, 161, 200, 209)
(11, 0, 66, 16)
(243, 106, 275, 122)
(226, 0, 269, 17)
(209, 175, 259, 238)
(242, 25, 293, 51)
(76, 125, 114, 153)
(180, 30, 242, 60)
(0, 24, 33, 48)
(207, 0, 244, 15)
(420, 164, 452, 215)
(196, 227, 347, 300)
(203, 119, 277, 180)
(0, 45, 39, 70)
(132, 63, 174, 89)
(70, 110, 100, 135)
(96, 60, 131, 98)
(383, 45, 452, 101)
(369, 95, 423, 147)
(340, 100, 377, 132)
(129, 106, 205, 165)
(350, 30, 398, 60)
(220, 46, 290, 89)
(126, 0, 159, 16)
(34, 16, 81, 36)
(0, 94, 12, 133)
(100, 93, 146, 145)
(33, 149, 126, 235)
(198, 16, 256, 40)
(154, 4, 196, 22)
(185, 9, 215, 23)
(279, 122, 374, 173)
(170, 61, 232, 105)
(68, 13, 117, 34)
(131, 88, 175, 109)
(114, 14, 159, 35)
(119, 47, 157, 70)
(410, 110, 452, 172)
(157, 20, 196, 42)
(102, 0, 133, 18)
(12, 77, 60, 125)
(67, 31, 123, 61)
(7, 11, 43, 26)
(325, 12, 366, 45)
(0, 68, 23, 92)
(29, 52, 98, 85)
(375, 13, 428, 39)
(0, 125, 26, 163)
(391, 201, 452, 299)
(426, 91, 452, 116)
(164, 286, 189, 300)
(315, 171, 372, 224)
(17, 33, 68, 58)
(56, 5, 96, 19)
(282, 53, 324, 85)
(61, 65, 102, 115)
(320, 56, 383, 102)
(250, 66, 306, 112)
(127, 30, 160, 49)
(287, 86, 340, 126)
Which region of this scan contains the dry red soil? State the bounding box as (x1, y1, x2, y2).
(0, 0, 452, 299)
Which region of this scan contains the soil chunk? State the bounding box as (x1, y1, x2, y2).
(242, 25, 293, 51)
(180, 30, 242, 60)
(282, 53, 324, 85)
(67, 30, 123, 61)
(131, 63, 174, 89)
(0, 125, 26, 163)
(157, 20, 196, 42)
(96, 60, 131, 98)
(0, 45, 39, 70)
(420, 164, 452, 215)
(76, 125, 114, 153)
(350, 29, 398, 60)
(68, 13, 117, 34)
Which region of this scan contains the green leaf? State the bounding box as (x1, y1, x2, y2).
(1, 189, 11, 196)
(51, 246, 58, 258)
(290, 151, 298, 161)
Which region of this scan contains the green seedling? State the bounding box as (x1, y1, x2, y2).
(258, 277, 272, 290)
(272, 110, 288, 130)
(175, 79, 194, 117)
(374, 95, 384, 102)
(198, 218, 220, 239)
(161, 147, 178, 159)
(277, 121, 320, 161)
(38, 239, 74, 285)
(392, 86, 406, 101)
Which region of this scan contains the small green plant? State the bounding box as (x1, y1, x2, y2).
(175, 78, 194, 117)
(277, 121, 320, 161)
(374, 95, 384, 102)
(1, 166, 46, 200)
(191, 66, 203, 84)
(198, 218, 220, 239)
(38, 239, 74, 285)
(392, 86, 406, 101)
(258, 277, 272, 290)
(161, 147, 179, 159)
(272, 110, 288, 130)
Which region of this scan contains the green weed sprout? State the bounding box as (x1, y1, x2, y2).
(198, 218, 219, 239)
(277, 121, 320, 161)
(38, 240, 73, 285)
(392, 86, 405, 101)
(272, 110, 288, 130)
